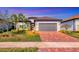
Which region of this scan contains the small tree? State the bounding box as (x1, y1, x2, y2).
(61, 24, 71, 30)
(18, 13, 29, 30)
(10, 14, 18, 23)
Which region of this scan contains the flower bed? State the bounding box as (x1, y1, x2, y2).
(0, 30, 41, 42)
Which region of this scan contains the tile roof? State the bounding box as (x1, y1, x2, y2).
(28, 17, 62, 21)
(63, 14, 79, 22)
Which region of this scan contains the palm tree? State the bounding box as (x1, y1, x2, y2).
(18, 13, 27, 22)
(10, 13, 30, 30)
(18, 13, 30, 30)
(11, 13, 27, 22)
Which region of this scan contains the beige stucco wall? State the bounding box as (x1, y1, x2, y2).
(75, 19, 79, 31)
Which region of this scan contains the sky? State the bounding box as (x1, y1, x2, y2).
(0, 7, 79, 19)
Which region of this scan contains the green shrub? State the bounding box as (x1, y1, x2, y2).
(0, 38, 20, 42)
(73, 31, 79, 33)
(59, 30, 72, 34)
(11, 30, 25, 34)
(59, 30, 65, 33)
(0, 30, 3, 33)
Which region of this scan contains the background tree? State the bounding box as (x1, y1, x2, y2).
(10, 14, 18, 29)
(0, 10, 10, 32)
(10, 14, 18, 23)
(4, 10, 9, 20)
(0, 11, 4, 19)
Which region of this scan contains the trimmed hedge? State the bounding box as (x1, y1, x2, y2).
(0, 48, 38, 52)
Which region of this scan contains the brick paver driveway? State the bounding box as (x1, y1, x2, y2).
(39, 31, 79, 42)
(38, 48, 79, 52)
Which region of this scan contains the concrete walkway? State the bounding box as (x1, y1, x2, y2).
(0, 42, 79, 48)
(39, 32, 79, 42)
(0, 42, 79, 52)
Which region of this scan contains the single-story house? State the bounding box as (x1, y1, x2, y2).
(61, 15, 79, 31)
(28, 17, 62, 31)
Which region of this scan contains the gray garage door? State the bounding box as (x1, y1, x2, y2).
(39, 23, 57, 31)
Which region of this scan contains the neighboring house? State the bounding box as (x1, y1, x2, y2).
(28, 17, 62, 31)
(61, 15, 79, 31)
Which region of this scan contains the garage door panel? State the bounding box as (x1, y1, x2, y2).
(39, 23, 57, 31)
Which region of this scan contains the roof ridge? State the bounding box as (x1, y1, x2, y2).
(28, 16, 62, 20)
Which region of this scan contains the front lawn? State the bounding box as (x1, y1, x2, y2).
(0, 30, 41, 42)
(60, 30, 79, 39)
(0, 48, 38, 52)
